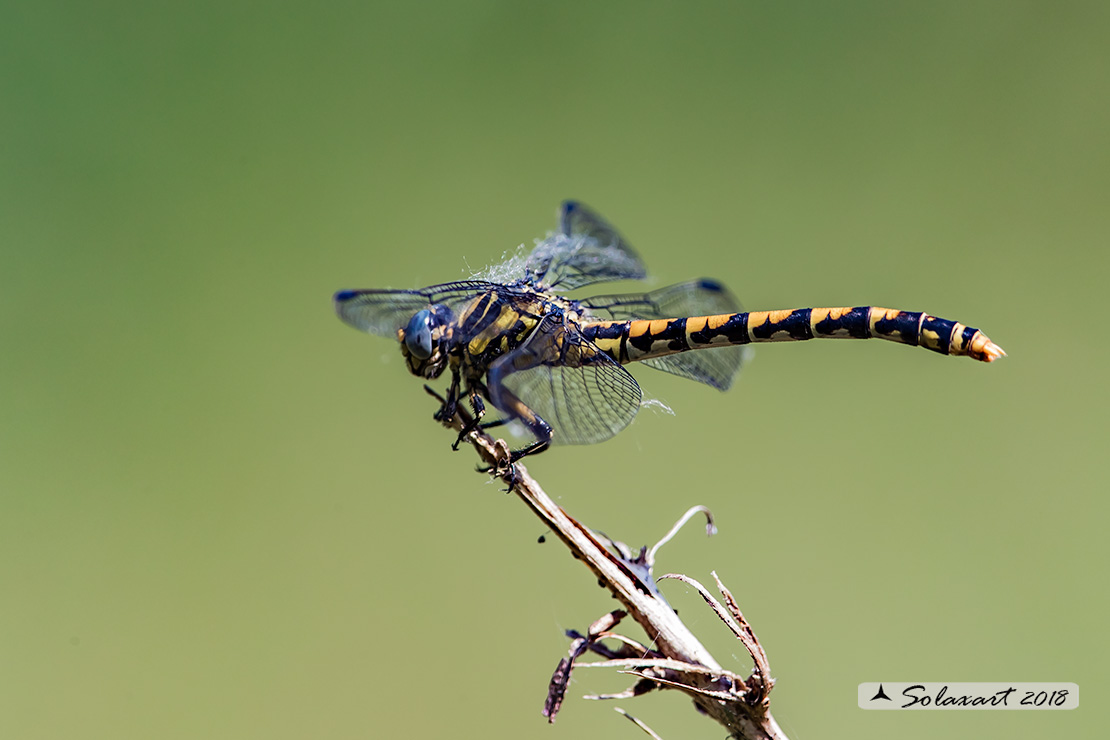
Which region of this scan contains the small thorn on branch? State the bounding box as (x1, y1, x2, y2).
(614, 707, 665, 740)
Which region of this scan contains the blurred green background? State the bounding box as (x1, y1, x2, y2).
(2, 2, 1106, 738)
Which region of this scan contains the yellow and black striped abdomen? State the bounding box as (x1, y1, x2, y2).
(582, 306, 1005, 364)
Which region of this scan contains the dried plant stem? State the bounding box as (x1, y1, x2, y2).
(430, 388, 788, 739)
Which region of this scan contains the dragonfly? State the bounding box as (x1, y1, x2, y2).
(335, 201, 1004, 465)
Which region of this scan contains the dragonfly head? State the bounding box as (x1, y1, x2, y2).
(398, 306, 451, 379)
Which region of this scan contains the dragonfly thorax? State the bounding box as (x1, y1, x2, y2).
(398, 305, 453, 379)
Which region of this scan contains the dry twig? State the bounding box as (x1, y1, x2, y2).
(428, 388, 788, 739)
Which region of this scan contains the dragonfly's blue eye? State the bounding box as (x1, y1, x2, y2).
(404, 309, 434, 359)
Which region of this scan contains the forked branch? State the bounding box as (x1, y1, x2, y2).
(428, 387, 789, 739)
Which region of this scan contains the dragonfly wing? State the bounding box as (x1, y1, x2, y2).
(582, 279, 752, 390)
(524, 201, 647, 291)
(581, 278, 741, 320)
(492, 316, 642, 445)
(639, 343, 751, 390)
(334, 280, 499, 337)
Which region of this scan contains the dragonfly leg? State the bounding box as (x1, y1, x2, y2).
(484, 380, 553, 463)
(432, 370, 462, 423)
(452, 392, 487, 450)
(507, 438, 549, 463)
(472, 382, 553, 485)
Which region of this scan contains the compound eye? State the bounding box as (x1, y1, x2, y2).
(404, 309, 434, 359)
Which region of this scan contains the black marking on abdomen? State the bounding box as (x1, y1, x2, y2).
(813, 307, 871, 338)
(580, 321, 630, 362)
(873, 310, 921, 346)
(689, 313, 750, 346)
(721, 313, 751, 344)
(919, 315, 957, 355)
(960, 325, 979, 349)
(661, 318, 690, 352)
(750, 309, 813, 341)
(586, 322, 625, 341)
(628, 318, 690, 354)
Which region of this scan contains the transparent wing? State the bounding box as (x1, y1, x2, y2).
(582, 278, 740, 320)
(523, 201, 647, 291)
(334, 280, 501, 337)
(582, 279, 752, 390)
(493, 316, 643, 445)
